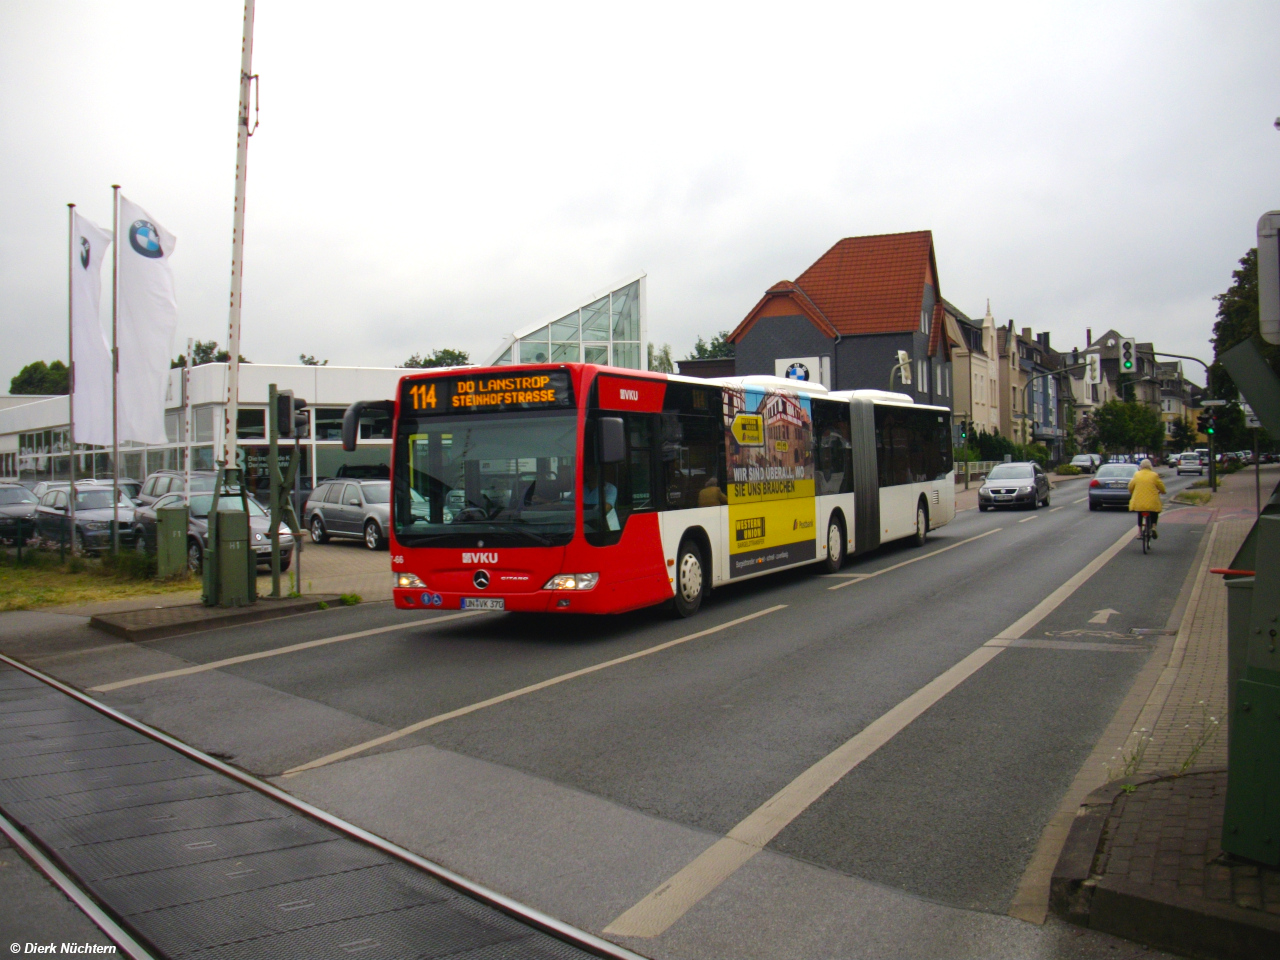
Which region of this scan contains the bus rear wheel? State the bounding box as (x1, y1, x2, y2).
(822, 516, 845, 573)
(912, 502, 928, 547)
(672, 540, 705, 618)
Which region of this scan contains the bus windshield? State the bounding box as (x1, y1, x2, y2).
(395, 411, 578, 547)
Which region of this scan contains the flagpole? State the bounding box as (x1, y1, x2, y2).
(111, 184, 120, 555)
(67, 203, 77, 555)
(222, 0, 255, 476)
(184, 336, 193, 492)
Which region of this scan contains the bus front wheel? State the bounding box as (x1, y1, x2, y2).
(672, 540, 705, 618)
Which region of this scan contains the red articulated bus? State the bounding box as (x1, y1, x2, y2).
(342, 363, 955, 618)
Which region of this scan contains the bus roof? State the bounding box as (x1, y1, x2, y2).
(396, 363, 952, 413)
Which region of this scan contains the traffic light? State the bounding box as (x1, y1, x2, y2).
(1206, 411, 1215, 435)
(274, 391, 309, 438)
(1119, 337, 1136, 372)
(959, 420, 968, 442)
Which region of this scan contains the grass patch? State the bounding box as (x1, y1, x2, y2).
(1188, 479, 1211, 489)
(1054, 464, 1082, 476)
(1174, 489, 1212, 506)
(339, 593, 362, 606)
(0, 547, 197, 612)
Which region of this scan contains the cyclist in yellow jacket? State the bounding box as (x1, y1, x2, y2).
(1128, 458, 1166, 539)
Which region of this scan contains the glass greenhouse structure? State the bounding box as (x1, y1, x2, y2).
(484, 274, 646, 370)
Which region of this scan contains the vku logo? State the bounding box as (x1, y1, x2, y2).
(463, 551, 499, 564)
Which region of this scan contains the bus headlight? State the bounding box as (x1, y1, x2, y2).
(396, 572, 427, 589)
(543, 573, 599, 591)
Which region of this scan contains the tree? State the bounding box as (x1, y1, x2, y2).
(1170, 416, 1196, 451)
(1129, 402, 1165, 455)
(687, 331, 734, 360)
(647, 342, 675, 373)
(1210, 248, 1280, 397)
(299, 354, 328, 366)
(1093, 400, 1133, 454)
(171, 340, 248, 368)
(9, 360, 69, 395)
(403, 349, 469, 368)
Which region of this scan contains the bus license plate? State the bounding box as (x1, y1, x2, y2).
(462, 598, 504, 610)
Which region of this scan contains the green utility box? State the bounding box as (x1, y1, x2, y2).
(1223, 514, 1280, 866)
(155, 505, 188, 579)
(213, 508, 255, 607)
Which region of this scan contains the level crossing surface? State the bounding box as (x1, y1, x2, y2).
(0, 660, 639, 960)
(0, 471, 1208, 959)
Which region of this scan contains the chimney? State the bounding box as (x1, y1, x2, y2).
(1038, 331, 1050, 350)
(1086, 327, 1092, 346)
(1021, 327, 1032, 343)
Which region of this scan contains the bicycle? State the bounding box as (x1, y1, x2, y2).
(1138, 511, 1155, 554)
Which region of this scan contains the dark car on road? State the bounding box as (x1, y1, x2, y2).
(1088, 463, 1141, 510)
(35, 484, 135, 552)
(159, 492, 295, 574)
(978, 462, 1051, 511)
(0, 483, 39, 543)
(304, 479, 393, 550)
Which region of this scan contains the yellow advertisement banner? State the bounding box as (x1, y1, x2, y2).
(728, 499, 817, 555)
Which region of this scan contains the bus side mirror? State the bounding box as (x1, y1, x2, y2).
(342, 400, 395, 452)
(599, 417, 626, 464)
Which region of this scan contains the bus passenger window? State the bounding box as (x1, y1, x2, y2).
(660, 414, 719, 509)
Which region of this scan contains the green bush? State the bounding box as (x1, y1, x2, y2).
(339, 593, 362, 606)
(1055, 464, 1082, 476)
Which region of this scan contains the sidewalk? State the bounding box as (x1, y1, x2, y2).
(1050, 467, 1280, 959)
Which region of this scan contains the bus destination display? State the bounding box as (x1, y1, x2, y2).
(402, 371, 574, 416)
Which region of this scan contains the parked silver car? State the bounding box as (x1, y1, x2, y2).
(304, 479, 391, 550)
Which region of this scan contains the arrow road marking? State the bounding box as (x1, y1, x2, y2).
(1088, 608, 1119, 624)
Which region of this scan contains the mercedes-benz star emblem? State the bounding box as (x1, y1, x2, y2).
(473, 570, 490, 590)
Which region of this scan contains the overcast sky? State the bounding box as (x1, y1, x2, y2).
(3, 1, 1279, 390)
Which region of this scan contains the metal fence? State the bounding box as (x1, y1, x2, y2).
(953, 461, 1001, 483)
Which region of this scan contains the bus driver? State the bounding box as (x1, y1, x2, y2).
(582, 462, 619, 531)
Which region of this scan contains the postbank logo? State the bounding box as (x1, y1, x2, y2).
(793, 518, 814, 530)
(731, 413, 764, 447)
(462, 551, 498, 564)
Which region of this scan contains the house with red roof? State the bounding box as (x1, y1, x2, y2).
(726, 231, 953, 411)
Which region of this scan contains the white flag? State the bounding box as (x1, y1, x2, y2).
(70, 211, 115, 447)
(116, 195, 178, 445)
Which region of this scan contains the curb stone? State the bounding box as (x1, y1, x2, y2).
(1051, 768, 1280, 960)
(89, 593, 342, 642)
